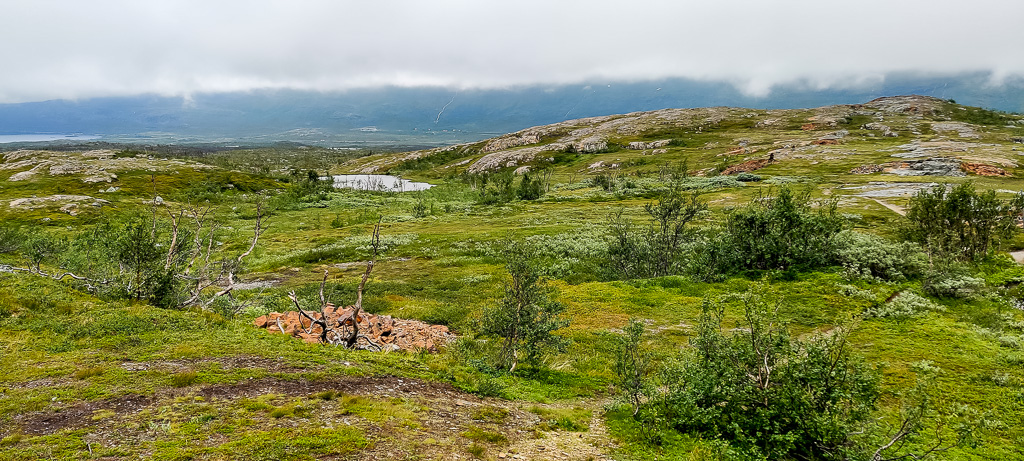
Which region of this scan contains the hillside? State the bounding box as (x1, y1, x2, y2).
(2, 96, 1024, 460)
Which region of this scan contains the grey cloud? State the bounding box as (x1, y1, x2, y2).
(1, 0, 1021, 103)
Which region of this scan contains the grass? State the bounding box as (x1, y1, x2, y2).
(3, 100, 1024, 459)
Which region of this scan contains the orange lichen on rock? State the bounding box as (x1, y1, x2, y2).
(254, 305, 455, 352)
(961, 162, 1011, 177)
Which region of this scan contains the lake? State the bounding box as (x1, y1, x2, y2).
(331, 174, 433, 192)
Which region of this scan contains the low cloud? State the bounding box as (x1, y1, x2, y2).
(1, 0, 1021, 103)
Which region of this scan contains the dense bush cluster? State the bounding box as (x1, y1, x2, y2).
(832, 230, 928, 282)
(464, 170, 550, 204)
(606, 186, 707, 280)
(903, 182, 1024, 261)
(616, 287, 881, 460)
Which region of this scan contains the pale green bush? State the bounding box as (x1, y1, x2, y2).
(832, 231, 928, 281)
(863, 291, 945, 320)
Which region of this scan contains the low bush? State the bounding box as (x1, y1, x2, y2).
(832, 230, 928, 281)
(657, 288, 879, 460)
(695, 187, 845, 277)
(863, 291, 945, 320)
(923, 269, 986, 299)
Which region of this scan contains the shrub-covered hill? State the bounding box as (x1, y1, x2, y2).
(2, 96, 1024, 460)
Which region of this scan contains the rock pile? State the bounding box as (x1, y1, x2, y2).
(961, 162, 1011, 177)
(254, 305, 455, 352)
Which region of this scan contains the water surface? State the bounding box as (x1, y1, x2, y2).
(0, 134, 99, 143)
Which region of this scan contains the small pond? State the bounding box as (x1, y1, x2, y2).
(331, 174, 433, 192)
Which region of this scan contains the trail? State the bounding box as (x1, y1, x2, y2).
(870, 198, 906, 216)
(434, 93, 456, 124)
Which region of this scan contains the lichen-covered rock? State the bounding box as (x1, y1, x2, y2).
(254, 304, 455, 352)
(626, 139, 671, 150)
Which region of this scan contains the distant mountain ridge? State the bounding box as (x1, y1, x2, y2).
(1, 72, 1021, 147)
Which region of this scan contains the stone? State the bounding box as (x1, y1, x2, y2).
(626, 139, 670, 150)
(961, 162, 1011, 177)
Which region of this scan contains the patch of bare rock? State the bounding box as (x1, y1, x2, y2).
(862, 95, 947, 116)
(8, 195, 109, 215)
(850, 157, 1009, 177)
(1, 149, 210, 183)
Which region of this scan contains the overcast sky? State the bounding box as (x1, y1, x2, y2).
(1, 0, 1021, 104)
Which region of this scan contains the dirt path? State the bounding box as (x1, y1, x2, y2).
(870, 198, 906, 216)
(497, 398, 616, 461)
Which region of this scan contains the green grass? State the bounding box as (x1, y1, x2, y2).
(4, 100, 1024, 459)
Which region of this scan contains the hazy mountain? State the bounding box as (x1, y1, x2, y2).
(1, 72, 1021, 147)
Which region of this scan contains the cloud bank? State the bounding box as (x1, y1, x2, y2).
(1, 0, 1021, 103)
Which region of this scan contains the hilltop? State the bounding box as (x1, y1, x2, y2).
(347, 95, 1022, 177)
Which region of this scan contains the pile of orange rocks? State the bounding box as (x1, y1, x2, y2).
(254, 304, 455, 352)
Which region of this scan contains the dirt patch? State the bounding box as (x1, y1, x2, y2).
(721, 156, 775, 175)
(10, 394, 154, 437)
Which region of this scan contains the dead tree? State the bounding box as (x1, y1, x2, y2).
(177, 196, 269, 311)
(288, 220, 383, 349)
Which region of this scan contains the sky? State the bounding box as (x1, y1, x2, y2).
(1, 0, 1022, 104)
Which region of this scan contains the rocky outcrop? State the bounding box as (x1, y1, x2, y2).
(483, 133, 542, 152)
(851, 158, 965, 177)
(862, 122, 898, 137)
(254, 306, 456, 352)
(931, 122, 980, 139)
(572, 137, 608, 153)
(467, 143, 566, 173)
(863, 95, 947, 116)
(9, 195, 109, 213)
(626, 139, 671, 150)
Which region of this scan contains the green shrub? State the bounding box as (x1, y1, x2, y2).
(480, 241, 569, 373)
(923, 270, 986, 299)
(606, 187, 706, 280)
(735, 172, 762, 182)
(658, 287, 879, 460)
(0, 225, 25, 254)
(516, 172, 545, 200)
(903, 182, 1023, 261)
(832, 230, 928, 281)
(863, 291, 945, 320)
(614, 319, 653, 416)
(698, 186, 845, 276)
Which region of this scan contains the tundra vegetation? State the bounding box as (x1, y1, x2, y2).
(2, 96, 1024, 460)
